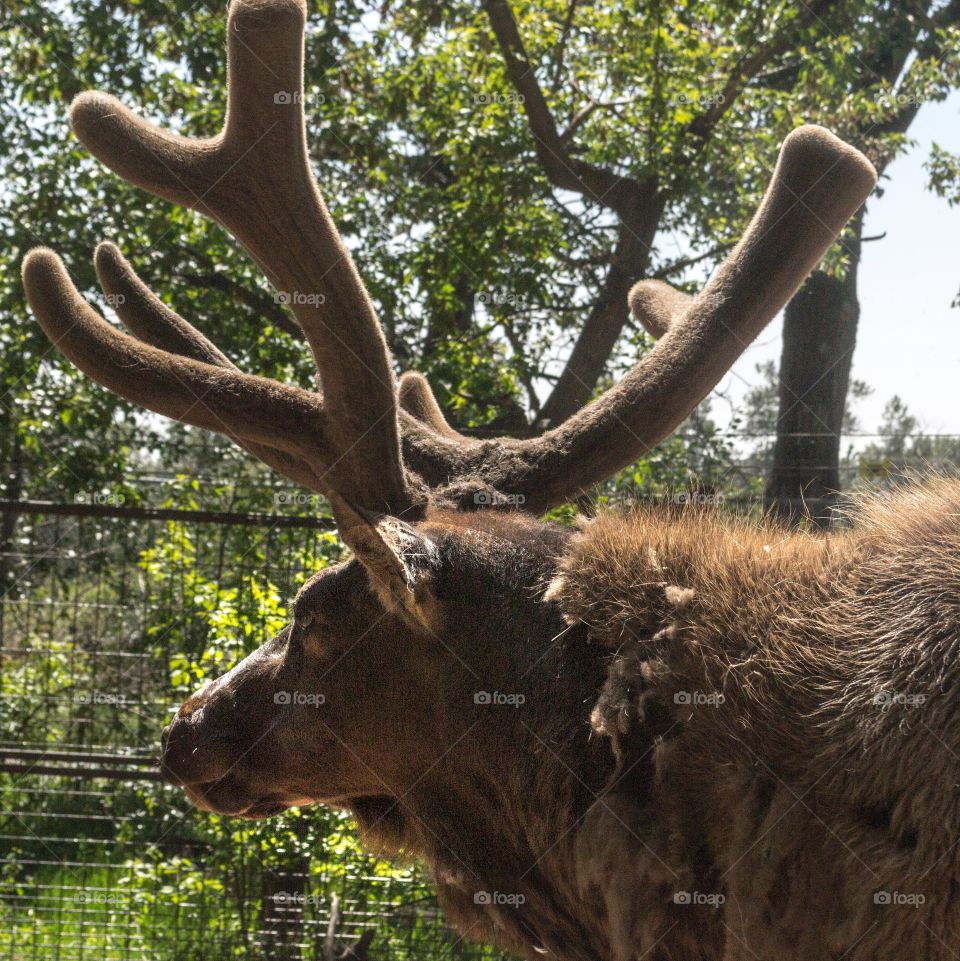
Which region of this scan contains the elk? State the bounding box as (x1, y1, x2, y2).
(26, 1, 959, 959)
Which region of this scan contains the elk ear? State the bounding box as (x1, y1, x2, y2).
(329, 495, 439, 625)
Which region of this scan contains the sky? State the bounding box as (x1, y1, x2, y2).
(713, 90, 960, 444)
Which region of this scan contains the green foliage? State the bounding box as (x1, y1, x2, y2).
(0, 496, 471, 960)
(858, 395, 960, 482)
(3, 2, 960, 956)
(3, 0, 956, 485)
(927, 142, 960, 207)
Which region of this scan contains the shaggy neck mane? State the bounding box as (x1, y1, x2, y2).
(540, 480, 960, 961)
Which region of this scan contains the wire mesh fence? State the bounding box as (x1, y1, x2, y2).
(2, 440, 956, 960)
(0, 488, 504, 961)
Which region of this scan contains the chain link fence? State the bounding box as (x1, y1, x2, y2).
(0, 489, 503, 961)
(1, 441, 952, 960)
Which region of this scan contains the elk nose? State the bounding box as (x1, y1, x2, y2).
(160, 712, 232, 787)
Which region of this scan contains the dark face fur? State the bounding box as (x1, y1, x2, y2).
(160, 512, 615, 955)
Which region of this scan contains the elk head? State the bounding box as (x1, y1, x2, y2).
(21, 0, 877, 956)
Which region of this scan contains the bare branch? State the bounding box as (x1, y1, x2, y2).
(550, 0, 579, 92)
(650, 243, 735, 280)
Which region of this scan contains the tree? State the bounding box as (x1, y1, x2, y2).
(858, 394, 960, 479)
(765, 1, 960, 513)
(742, 358, 871, 483)
(5, 0, 951, 496)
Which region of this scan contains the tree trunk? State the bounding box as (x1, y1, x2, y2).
(538, 204, 662, 427)
(765, 213, 863, 523)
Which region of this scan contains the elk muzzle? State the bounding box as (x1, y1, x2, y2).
(160, 689, 234, 788)
(158, 631, 295, 817)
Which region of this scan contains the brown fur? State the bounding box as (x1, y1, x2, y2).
(151, 481, 960, 961)
(548, 478, 960, 960)
(18, 1, 913, 957)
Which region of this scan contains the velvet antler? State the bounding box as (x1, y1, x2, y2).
(28, 0, 414, 515)
(92, 242, 326, 492)
(23, 0, 877, 518)
(401, 127, 878, 511)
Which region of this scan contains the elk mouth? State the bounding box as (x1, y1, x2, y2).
(180, 777, 300, 820)
(172, 769, 395, 822)
(237, 797, 291, 819)
(169, 757, 401, 824)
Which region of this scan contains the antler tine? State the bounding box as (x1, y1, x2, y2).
(23, 248, 339, 478)
(94, 243, 234, 367)
(397, 372, 475, 444)
(628, 280, 693, 340)
(526, 125, 877, 509)
(68, 0, 412, 516)
(95, 242, 466, 490)
(94, 242, 326, 491)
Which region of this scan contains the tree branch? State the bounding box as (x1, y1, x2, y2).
(482, 0, 651, 220)
(871, 0, 960, 143)
(482, 0, 663, 424)
(685, 0, 837, 144)
(179, 270, 304, 341)
(651, 242, 735, 279)
(550, 0, 579, 92)
(538, 201, 665, 425)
